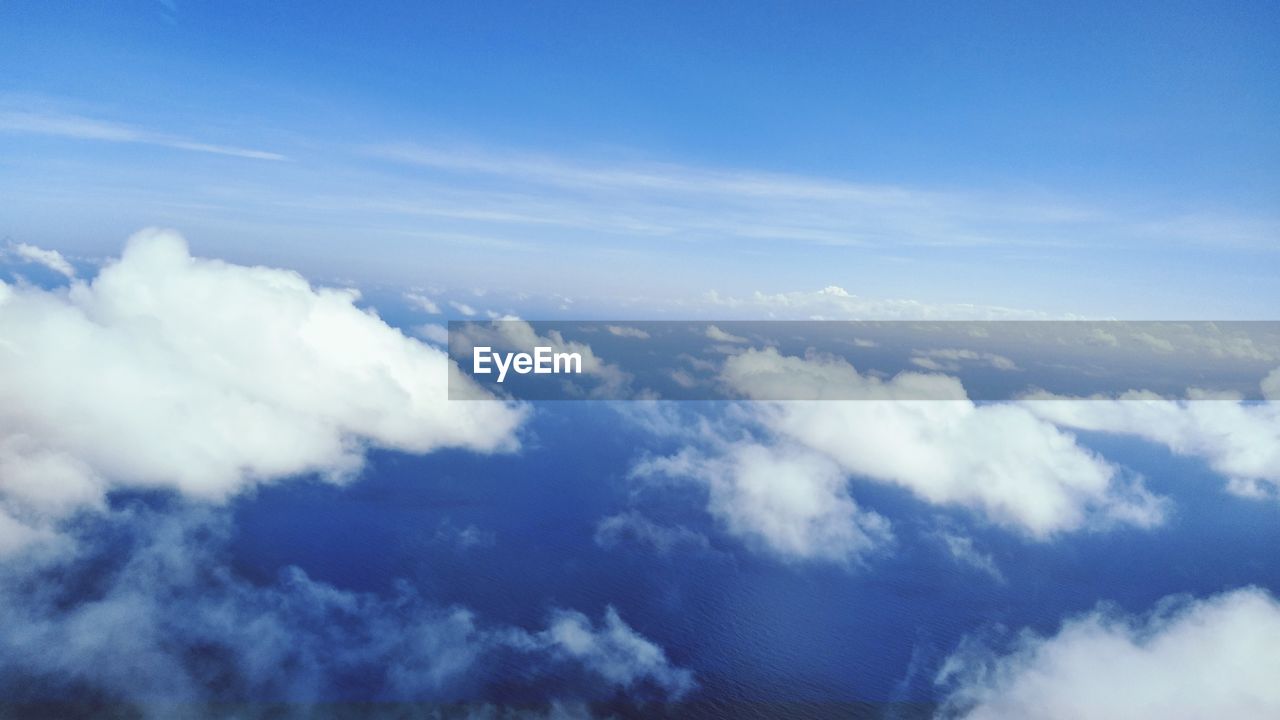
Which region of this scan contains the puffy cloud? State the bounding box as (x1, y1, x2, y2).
(0, 230, 526, 554)
(527, 607, 696, 699)
(0, 506, 694, 712)
(632, 442, 892, 564)
(627, 348, 1168, 562)
(1024, 377, 1280, 499)
(936, 587, 1280, 719)
(721, 349, 1166, 538)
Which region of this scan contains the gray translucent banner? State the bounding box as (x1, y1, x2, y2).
(447, 321, 1280, 401)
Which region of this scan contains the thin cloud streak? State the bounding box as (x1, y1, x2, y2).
(0, 109, 286, 161)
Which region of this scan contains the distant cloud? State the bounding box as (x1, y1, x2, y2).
(5, 241, 76, 278)
(934, 530, 1005, 583)
(0, 108, 286, 160)
(936, 587, 1280, 719)
(449, 300, 478, 316)
(413, 322, 450, 346)
(404, 291, 441, 314)
(528, 606, 696, 699)
(704, 325, 748, 343)
(594, 511, 710, 555)
(911, 348, 1019, 372)
(703, 286, 1073, 321)
(432, 519, 495, 550)
(606, 324, 650, 339)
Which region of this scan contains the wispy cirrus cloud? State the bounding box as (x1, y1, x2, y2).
(363, 142, 1280, 252)
(0, 108, 286, 160)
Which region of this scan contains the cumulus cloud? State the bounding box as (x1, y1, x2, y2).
(0, 230, 526, 554)
(716, 349, 1167, 538)
(630, 349, 1166, 558)
(0, 506, 693, 713)
(632, 442, 892, 564)
(1024, 373, 1280, 499)
(935, 587, 1280, 719)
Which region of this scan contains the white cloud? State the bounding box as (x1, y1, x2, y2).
(6, 241, 76, 278)
(720, 349, 1166, 538)
(404, 291, 442, 314)
(1131, 331, 1176, 354)
(935, 530, 1005, 583)
(632, 442, 892, 564)
(625, 349, 1168, 562)
(1024, 388, 1280, 500)
(1264, 368, 1280, 401)
(413, 322, 450, 346)
(936, 587, 1280, 719)
(449, 300, 479, 316)
(911, 348, 1019, 372)
(704, 325, 748, 343)
(527, 606, 696, 699)
(720, 347, 968, 401)
(0, 230, 525, 554)
(704, 286, 1075, 321)
(366, 144, 1280, 254)
(605, 324, 650, 340)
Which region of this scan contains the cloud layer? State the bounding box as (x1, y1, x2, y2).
(0, 506, 693, 714)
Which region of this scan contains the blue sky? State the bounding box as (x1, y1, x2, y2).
(2, 0, 1278, 318)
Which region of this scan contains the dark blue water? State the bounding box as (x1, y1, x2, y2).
(230, 404, 1280, 712)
